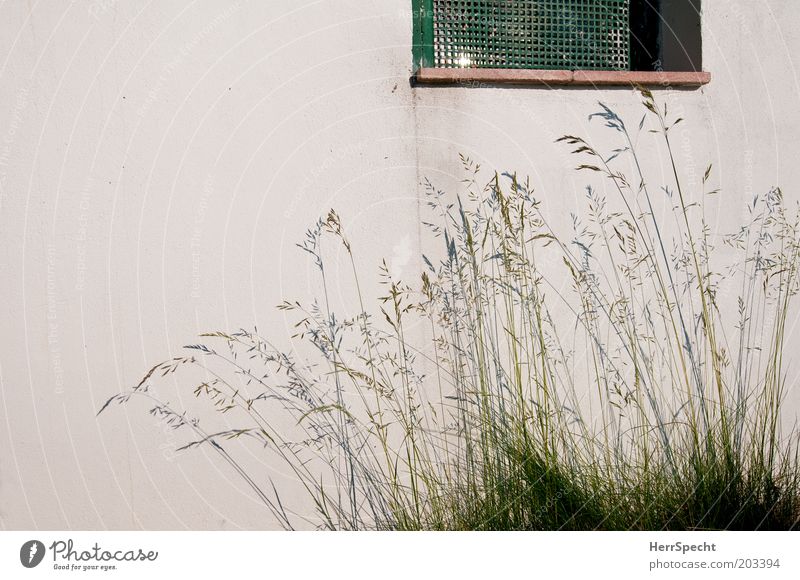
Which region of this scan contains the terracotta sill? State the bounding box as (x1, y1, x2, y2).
(414, 68, 711, 88)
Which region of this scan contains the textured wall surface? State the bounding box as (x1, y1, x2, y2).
(1, 0, 799, 529)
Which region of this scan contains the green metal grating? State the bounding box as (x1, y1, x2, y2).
(416, 0, 631, 71)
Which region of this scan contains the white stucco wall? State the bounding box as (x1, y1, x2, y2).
(1, 0, 799, 529)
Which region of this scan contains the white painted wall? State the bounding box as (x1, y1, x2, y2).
(1, 0, 799, 529)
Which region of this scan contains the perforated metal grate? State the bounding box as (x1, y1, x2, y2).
(423, 0, 630, 71)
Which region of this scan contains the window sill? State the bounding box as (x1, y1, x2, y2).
(413, 68, 711, 88)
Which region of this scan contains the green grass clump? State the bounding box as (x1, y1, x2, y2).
(101, 89, 800, 530)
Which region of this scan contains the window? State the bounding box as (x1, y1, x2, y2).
(412, 1, 707, 86)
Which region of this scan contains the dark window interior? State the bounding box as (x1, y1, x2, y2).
(630, 0, 702, 71)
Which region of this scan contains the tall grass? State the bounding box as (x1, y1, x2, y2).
(101, 90, 800, 530)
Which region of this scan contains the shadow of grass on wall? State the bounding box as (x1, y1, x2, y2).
(100, 89, 800, 530)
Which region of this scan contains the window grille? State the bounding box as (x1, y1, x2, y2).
(414, 0, 631, 71)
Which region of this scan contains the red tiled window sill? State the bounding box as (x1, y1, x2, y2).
(414, 68, 711, 88)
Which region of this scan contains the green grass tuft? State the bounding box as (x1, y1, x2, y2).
(102, 91, 800, 530)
